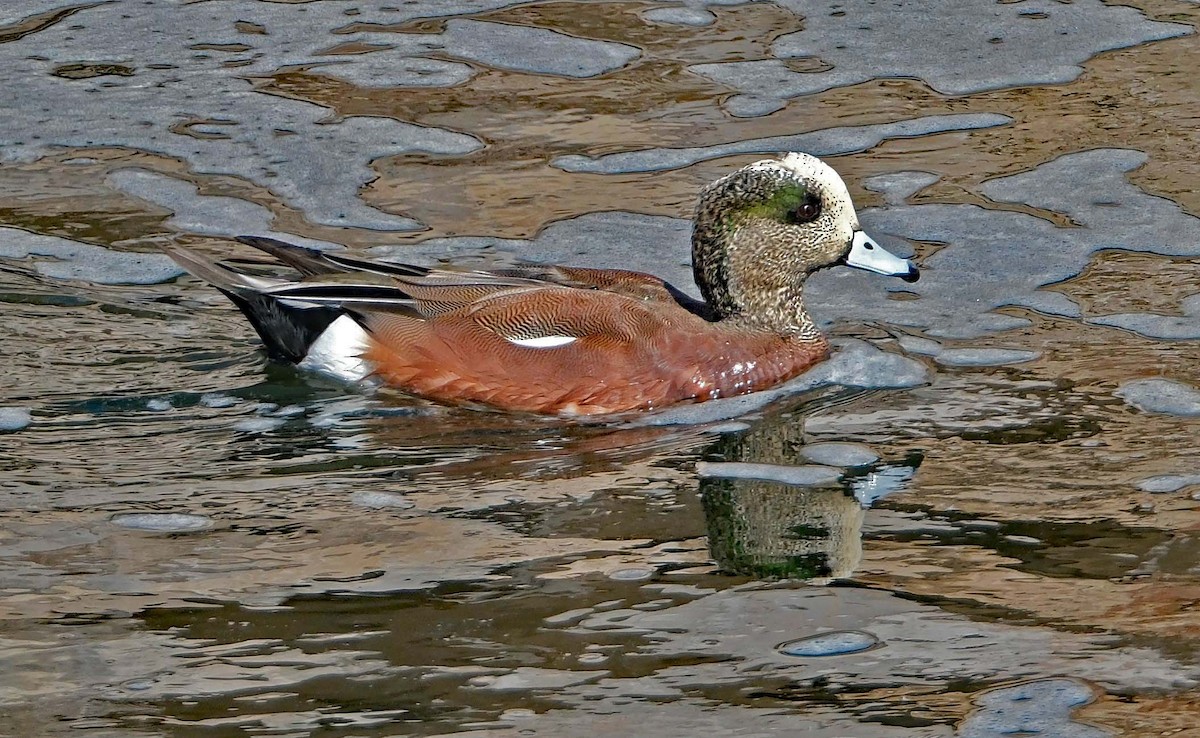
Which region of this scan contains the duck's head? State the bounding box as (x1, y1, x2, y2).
(692, 152, 918, 330)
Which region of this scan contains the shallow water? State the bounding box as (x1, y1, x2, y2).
(2, 0, 1200, 735)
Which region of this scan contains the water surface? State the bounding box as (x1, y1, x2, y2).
(2, 1, 1199, 735)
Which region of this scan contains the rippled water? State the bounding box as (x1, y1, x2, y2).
(2, 1, 1199, 735)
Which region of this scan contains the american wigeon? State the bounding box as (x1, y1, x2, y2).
(166, 152, 918, 415)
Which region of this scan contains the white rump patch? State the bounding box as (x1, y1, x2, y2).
(506, 334, 578, 349)
(298, 314, 373, 382)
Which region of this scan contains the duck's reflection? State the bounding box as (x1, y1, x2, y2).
(698, 414, 921, 580)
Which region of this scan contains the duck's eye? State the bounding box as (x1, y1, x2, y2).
(787, 198, 821, 224)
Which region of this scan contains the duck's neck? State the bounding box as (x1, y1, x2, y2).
(693, 221, 821, 339)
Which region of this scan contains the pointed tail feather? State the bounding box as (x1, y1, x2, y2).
(235, 235, 431, 279)
(165, 245, 343, 364)
(234, 235, 346, 277)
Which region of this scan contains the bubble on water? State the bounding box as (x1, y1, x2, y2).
(350, 491, 415, 510)
(696, 461, 842, 487)
(608, 567, 655, 582)
(1136, 475, 1200, 494)
(801, 442, 879, 468)
(111, 513, 213, 533)
(145, 398, 172, 411)
(1115, 378, 1200, 417)
(0, 407, 32, 432)
(121, 678, 157, 691)
(778, 630, 880, 657)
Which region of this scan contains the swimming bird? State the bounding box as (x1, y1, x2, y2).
(166, 152, 918, 415)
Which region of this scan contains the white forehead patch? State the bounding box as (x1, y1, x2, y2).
(746, 152, 856, 216)
(747, 152, 850, 195)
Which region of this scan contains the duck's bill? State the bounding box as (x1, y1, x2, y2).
(845, 231, 920, 283)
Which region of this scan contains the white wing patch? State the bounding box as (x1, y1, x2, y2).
(506, 335, 578, 349)
(298, 314, 374, 382)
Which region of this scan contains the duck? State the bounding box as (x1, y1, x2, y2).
(165, 152, 918, 416)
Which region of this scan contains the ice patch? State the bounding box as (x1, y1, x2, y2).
(607, 567, 655, 581)
(689, 0, 1189, 116)
(800, 443, 879, 468)
(696, 462, 842, 487)
(1135, 475, 1200, 494)
(111, 513, 213, 533)
(199, 393, 240, 409)
(1090, 294, 1200, 340)
(350, 491, 416, 510)
(1115, 378, 1200, 417)
(0, 407, 33, 432)
(233, 417, 287, 433)
(959, 678, 1112, 738)
(641, 7, 715, 26)
(551, 113, 1012, 174)
(851, 465, 916, 507)
(0, 0, 496, 231)
(0, 227, 184, 285)
(934, 348, 1040, 367)
(440, 20, 640, 78)
(778, 630, 880, 657)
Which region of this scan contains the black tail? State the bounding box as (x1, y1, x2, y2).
(164, 245, 342, 364)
